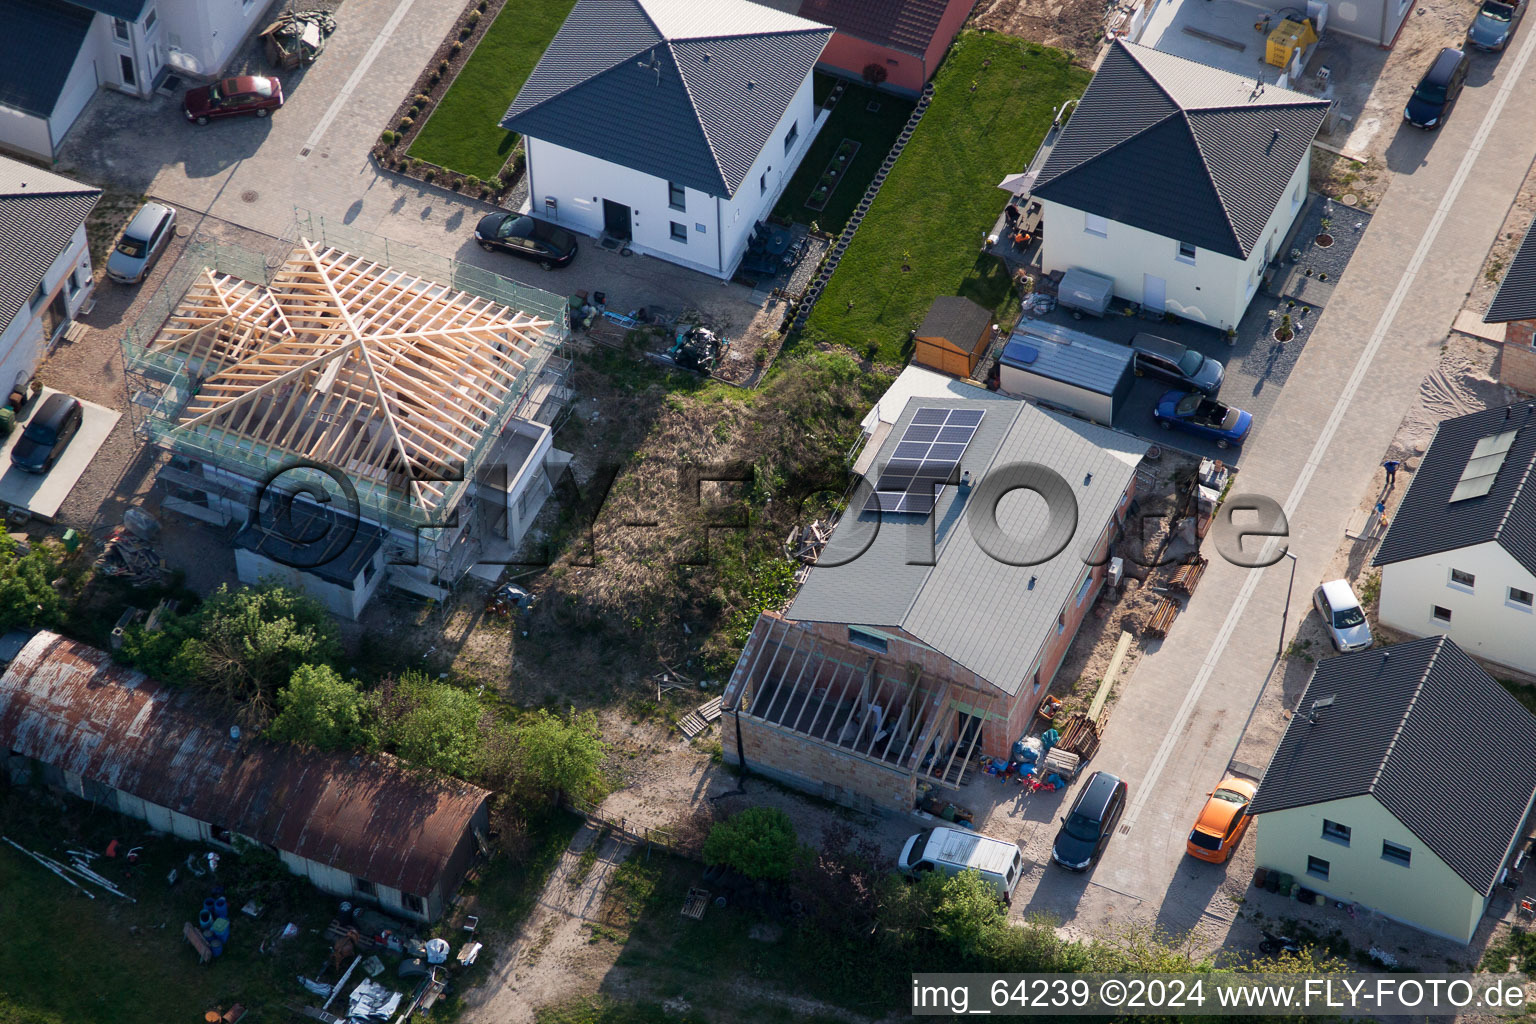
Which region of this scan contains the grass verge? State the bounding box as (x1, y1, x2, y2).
(797, 34, 1087, 363)
(771, 75, 914, 236)
(408, 0, 577, 180)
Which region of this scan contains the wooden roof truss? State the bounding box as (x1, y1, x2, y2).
(151, 240, 554, 514)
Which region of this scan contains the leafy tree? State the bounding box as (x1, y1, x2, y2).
(267, 664, 374, 752)
(932, 869, 1008, 955)
(702, 806, 806, 882)
(118, 583, 339, 720)
(0, 535, 63, 632)
(378, 671, 485, 778)
(514, 707, 607, 805)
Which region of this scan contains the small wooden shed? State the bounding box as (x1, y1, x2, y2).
(913, 296, 993, 378)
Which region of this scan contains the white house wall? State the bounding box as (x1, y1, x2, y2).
(1377, 541, 1536, 675)
(1037, 150, 1310, 330)
(0, 222, 94, 400)
(51, 41, 103, 149)
(524, 73, 822, 279)
(0, 108, 53, 161)
(233, 545, 383, 621)
(157, 0, 279, 77)
(997, 366, 1114, 425)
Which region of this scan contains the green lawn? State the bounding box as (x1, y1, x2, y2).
(409, 0, 577, 180)
(798, 34, 1089, 363)
(771, 76, 915, 236)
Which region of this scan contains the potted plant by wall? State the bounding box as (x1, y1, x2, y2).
(1316, 216, 1334, 247)
(1274, 314, 1294, 342)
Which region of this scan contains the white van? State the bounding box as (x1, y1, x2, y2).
(898, 827, 1026, 903)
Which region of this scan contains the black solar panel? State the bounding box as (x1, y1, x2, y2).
(864, 407, 984, 515)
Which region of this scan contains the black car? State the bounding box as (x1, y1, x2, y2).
(11, 393, 83, 473)
(1052, 771, 1128, 871)
(474, 214, 578, 269)
(1404, 47, 1469, 129)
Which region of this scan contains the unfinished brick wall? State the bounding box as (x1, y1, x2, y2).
(727, 711, 918, 810)
(1502, 322, 1536, 396)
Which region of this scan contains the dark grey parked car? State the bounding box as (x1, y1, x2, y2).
(1130, 333, 1224, 395)
(10, 393, 83, 473)
(1468, 0, 1524, 50)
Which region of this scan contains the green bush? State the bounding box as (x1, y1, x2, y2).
(463, 174, 481, 192)
(398, 116, 413, 131)
(467, 10, 481, 26)
(452, 39, 464, 53)
(267, 664, 375, 752)
(377, 671, 484, 777)
(703, 807, 806, 882)
(0, 535, 64, 634)
(513, 707, 607, 805)
(438, 60, 450, 75)
(415, 92, 431, 105)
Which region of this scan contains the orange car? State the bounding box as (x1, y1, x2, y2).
(1186, 776, 1257, 863)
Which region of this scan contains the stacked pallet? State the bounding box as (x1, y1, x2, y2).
(1056, 712, 1103, 761)
(1143, 597, 1179, 638)
(677, 697, 722, 739)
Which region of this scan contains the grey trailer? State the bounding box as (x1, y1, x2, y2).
(1056, 267, 1115, 318)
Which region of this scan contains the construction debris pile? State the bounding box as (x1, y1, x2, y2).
(1, 835, 136, 902)
(95, 523, 167, 586)
(260, 10, 337, 69)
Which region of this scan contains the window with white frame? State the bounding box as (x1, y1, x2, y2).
(1306, 855, 1330, 880)
(1432, 605, 1453, 623)
(1084, 212, 1108, 237)
(1509, 586, 1535, 609)
(667, 181, 685, 211)
(1322, 819, 1351, 845)
(144, 7, 157, 32)
(1381, 840, 1411, 867)
(112, 17, 130, 41)
(29, 280, 47, 310)
(670, 221, 687, 243)
(1449, 568, 1475, 590)
(1176, 241, 1197, 264)
(784, 120, 798, 154)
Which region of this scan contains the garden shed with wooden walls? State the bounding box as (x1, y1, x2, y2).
(912, 296, 993, 379)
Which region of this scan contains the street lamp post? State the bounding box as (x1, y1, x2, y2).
(1276, 549, 1298, 658)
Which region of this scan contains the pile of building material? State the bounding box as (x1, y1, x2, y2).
(2, 836, 134, 900)
(95, 526, 166, 586)
(260, 10, 336, 69)
(1054, 711, 1104, 760)
(784, 519, 833, 563)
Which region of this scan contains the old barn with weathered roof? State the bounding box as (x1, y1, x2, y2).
(0, 631, 490, 921)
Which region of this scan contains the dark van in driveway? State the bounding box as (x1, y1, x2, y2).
(1130, 333, 1224, 395)
(1051, 771, 1128, 871)
(1404, 47, 1470, 128)
(11, 393, 83, 474)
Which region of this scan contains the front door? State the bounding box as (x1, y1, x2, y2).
(41, 291, 68, 342)
(602, 199, 631, 240)
(1142, 274, 1167, 314)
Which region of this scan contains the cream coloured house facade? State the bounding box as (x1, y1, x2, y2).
(1030, 41, 1328, 331)
(1250, 636, 1536, 944)
(1374, 403, 1536, 676)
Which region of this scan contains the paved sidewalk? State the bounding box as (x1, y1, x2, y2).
(1038, 28, 1536, 933)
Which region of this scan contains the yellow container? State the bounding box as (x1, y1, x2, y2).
(1266, 19, 1317, 67)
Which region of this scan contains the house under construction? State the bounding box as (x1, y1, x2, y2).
(723, 391, 1148, 813)
(124, 235, 572, 616)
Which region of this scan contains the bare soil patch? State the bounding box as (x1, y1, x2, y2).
(971, 0, 1107, 63)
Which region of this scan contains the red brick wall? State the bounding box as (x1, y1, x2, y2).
(1503, 321, 1536, 396)
(730, 712, 917, 810)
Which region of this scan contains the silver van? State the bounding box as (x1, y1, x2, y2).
(105, 202, 177, 285)
(898, 826, 1026, 903)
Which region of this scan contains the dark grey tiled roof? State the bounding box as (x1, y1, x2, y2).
(796, 0, 955, 56)
(915, 295, 992, 354)
(0, 0, 96, 119)
(1373, 403, 1536, 575)
(62, 0, 148, 18)
(501, 0, 831, 199)
(1033, 41, 1329, 260)
(0, 156, 100, 333)
(1486, 221, 1536, 323)
(1251, 637, 1536, 896)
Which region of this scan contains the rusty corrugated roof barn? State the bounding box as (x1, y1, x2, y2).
(0, 632, 490, 897)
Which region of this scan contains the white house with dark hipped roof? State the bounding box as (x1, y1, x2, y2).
(1251, 636, 1536, 944)
(0, 0, 279, 161)
(0, 155, 99, 396)
(1029, 41, 1330, 331)
(499, 0, 833, 280)
(1372, 402, 1536, 676)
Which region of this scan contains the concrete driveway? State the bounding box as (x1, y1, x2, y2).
(0, 390, 120, 520)
(1013, 13, 1536, 944)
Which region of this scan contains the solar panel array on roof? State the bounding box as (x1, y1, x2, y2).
(1450, 428, 1518, 501)
(864, 407, 983, 515)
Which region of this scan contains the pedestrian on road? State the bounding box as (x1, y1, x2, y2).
(1383, 459, 1401, 487)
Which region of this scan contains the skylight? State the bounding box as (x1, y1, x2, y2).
(1449, 428, 1518, 502)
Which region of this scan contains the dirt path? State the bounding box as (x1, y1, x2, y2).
(460, 826, 633, 1024)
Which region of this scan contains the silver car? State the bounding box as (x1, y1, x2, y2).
(105, 202, 176, 284)
(1314, 579, 1373, 652)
